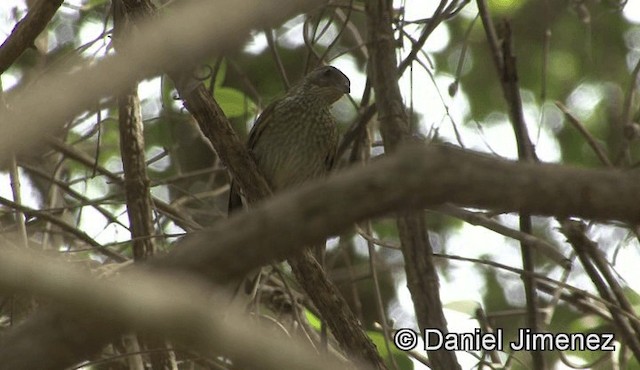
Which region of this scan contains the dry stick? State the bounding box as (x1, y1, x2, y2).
(450, 14, 479, 98)
(365, 1, 461, 369)
(476, 5, 545, 368)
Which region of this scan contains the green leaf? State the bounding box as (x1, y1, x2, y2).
(368, 331, 414, 370)
(304, 309, 322, 331)
(214, 87, 256, 118)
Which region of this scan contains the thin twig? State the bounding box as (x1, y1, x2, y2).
(555, 101, 612, 167)
(0, 196, 127, 262)
(616, 56, 640, 165)
(435, 204, 570, 268)
(47, 138, 200, 231)
(476, 7, 544, 367)
(560, 220, 640, 360)
(363, 221, 397, 370)
(264, 28, 290, 90)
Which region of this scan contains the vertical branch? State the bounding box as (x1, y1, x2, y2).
(116, 88, 156, 260)
(499, 22, 537, 161)
(616, 57, 640, 165)
(499, 28, 543, 370)
(365, 1, 461, 370)
(113, 0, 156, 261)
(476, 3, 545, 367)
(113, 1, 177, 368)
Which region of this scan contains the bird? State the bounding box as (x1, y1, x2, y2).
(228, 65, 350, 268)
(229, 65, 350, 209)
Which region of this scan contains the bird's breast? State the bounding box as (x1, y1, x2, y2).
(252, 104, 338, 190)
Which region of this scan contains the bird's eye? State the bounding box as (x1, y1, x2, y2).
(323, 68, 332, 77)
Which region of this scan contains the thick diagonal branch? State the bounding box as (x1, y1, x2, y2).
(3, 144, 640, 367)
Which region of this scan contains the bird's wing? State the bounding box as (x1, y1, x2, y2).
(247, 100, 279, 151)
(228, 101, 279, 214)
(325, 118, 339, 171)
(325, 140, 338, 171)
(227, 179, 243, 214)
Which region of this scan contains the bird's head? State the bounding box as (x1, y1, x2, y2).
(299, 66, 350, 105)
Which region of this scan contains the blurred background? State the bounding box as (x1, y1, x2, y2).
(1, 0, 640, 369)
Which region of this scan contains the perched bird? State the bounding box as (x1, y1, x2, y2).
(228, 66, 350, 271)
(228, 65, 350, 211)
